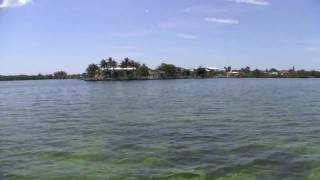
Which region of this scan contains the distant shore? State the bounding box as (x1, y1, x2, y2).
(84, 58, 320, 81)
(0, 72, 82, 81)
(1, 76, 320, 82)
(2, 58, 320, 81)
(83, 76, 320, 82)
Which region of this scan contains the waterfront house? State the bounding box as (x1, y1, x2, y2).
(148, 70, 165, 80)
(206, 67, 220, 72)
(280, 70, 290, 76)
(113, 67, 137, 71)
(269, 72, 279, 76)
(227, 71, 240, 78)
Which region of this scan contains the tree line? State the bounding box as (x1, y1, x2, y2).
(2, 58, 320, 81)
(85, 57, 215, 80)
(86, 58, 320, 80)
(0, 71, 82, 81)
(234, 66, 320, 78)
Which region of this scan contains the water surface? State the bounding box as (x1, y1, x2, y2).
(1, 79, 320, 179)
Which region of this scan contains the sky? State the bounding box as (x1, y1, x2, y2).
(0, 0, 320, 75)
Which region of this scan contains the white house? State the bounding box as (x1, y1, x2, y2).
(206, 67, 220, 72)
(112, 67, 136, 71)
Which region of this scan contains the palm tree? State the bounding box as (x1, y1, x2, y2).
(106, 57, 118, 78)
(100, 59, 107, 70)
(86, 64, 100, 78)
(130, 60, 140, 68)
(120, 58, 130, 68)
(137, 64, 149, 77)
(107, 57, 113, 70)
(224, 66, 232, 73)
(129, 60, 135, 68)
(119, 58, 132, 78)
(111, 59, 118, 71)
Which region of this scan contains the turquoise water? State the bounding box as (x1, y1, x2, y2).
(0, 79, 320, 179)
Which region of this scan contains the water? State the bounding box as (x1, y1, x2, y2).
(0, 79, 320, 180)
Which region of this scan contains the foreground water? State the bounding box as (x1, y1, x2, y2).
(0, 79, 320, 179)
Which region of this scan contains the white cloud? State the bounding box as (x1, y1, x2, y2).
(229, 0, 269, 6)
(177, 33, 197, 40)
(205, 17, 239, 24)
(0, 0, 32, 8)
(179, 5, 227, 13)
(305, 47, 320, 52)
(299, 40, 320, 45)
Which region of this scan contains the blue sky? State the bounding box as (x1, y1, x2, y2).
(0, 0, 320, 75)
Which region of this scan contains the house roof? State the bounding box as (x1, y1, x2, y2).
(206, 67, 220, 71)
(113, 67, 136, 71)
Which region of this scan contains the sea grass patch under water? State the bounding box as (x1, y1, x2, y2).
(2, 80, 320, 179)
(150, 171, 206, 180)
(308, 167, 320, 180)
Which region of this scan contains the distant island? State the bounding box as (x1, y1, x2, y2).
(1, 57, 320, 81)
(84, 57, 320, 81)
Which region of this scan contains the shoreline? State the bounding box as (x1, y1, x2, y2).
(85, 76, 318, 82)
(1, 76, 320, 82)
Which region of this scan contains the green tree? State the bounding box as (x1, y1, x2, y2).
(53, 71, 68, 79)
(100, 59, 107, 70)
(252, 69, 264, 78)
(157, 63, 177, 77)
(130, 60, 140, 68)
(196, 67, 206, 78)
(104, 57, 115, 77)
(310, 71, 320, 77)
(86, 64, 100, 78)
(241, 66, 250, 73)
(111, 59, 118, 71)
(107, 57, 113, 70)
(224, 66, 232, 72)
(137, 64, 149, 77)
(269, 68, 278, 72)
(120, 58, 130, 68)
(182, 69, 191, 77)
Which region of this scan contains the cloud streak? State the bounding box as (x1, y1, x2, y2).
(177, 33, 197, 40)
(205, 17, 239, 24)
(229, 0, 269, 6)
(0, 0, 32, 8)
(305, 47, 320, 52)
